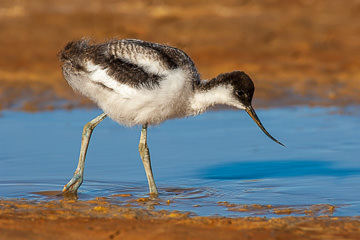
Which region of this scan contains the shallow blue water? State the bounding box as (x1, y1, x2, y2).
(0, 106, 359, 217)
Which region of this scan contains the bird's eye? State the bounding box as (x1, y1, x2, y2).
(236, 90, 245, 97)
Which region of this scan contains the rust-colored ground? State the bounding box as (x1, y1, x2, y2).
(1, 0, 360, 111)
(1, 199, 360, 240)
(1, 0, 360, 239)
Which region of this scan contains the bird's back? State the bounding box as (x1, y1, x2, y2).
(59, 39, 200, 126)
(60, 39, 199, 87)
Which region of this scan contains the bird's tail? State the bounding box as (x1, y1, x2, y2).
(58, 39, 91, 72)
(58, 39, 90, 61)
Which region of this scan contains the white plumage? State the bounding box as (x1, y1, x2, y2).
(73, 61, 193, 126)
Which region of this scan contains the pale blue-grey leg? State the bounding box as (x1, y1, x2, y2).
(63, 113, 107, 193)
(139, 124, 159, 196)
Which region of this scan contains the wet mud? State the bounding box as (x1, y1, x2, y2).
(1, 199, 360, 240)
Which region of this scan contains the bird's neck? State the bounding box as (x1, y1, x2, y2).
(188, 79, 234, 115)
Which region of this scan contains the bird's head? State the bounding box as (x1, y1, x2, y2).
(216, 71, 284, 147)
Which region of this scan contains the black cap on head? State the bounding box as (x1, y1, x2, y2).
(214, 71, 254, 107)
(227, 71, 254, 107)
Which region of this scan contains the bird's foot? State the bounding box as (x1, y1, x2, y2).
(149, 190, 159, 199)
(63, 172, 83, 194)
(148, 184, 159, 198)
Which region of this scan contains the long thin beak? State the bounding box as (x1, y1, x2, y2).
(245, 106, 285, 147)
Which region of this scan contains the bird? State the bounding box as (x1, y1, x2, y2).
(59, 38, 284, 196)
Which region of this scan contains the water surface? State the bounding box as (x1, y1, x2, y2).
(0, 106, 359, 217)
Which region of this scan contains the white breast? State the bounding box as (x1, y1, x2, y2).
(70, 61, 193, 126)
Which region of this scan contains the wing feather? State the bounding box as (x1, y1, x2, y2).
(60, 39, 200, 89)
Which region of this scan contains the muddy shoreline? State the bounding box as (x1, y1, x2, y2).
(1, 199, 360, 240)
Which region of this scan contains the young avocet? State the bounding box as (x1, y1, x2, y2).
(59, 39, 283, 196)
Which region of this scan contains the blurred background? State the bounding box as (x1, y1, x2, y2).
(1, 0, 360, 111)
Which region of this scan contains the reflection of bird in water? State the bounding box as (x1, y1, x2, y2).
(59, 39, 283, 196)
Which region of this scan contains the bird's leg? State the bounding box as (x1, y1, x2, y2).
(139, 124, 159, 196)
(63, 113, 107, 194)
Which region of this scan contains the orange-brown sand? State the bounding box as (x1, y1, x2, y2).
(1, 0, 360, 111)
(1, 199, 360, 240)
